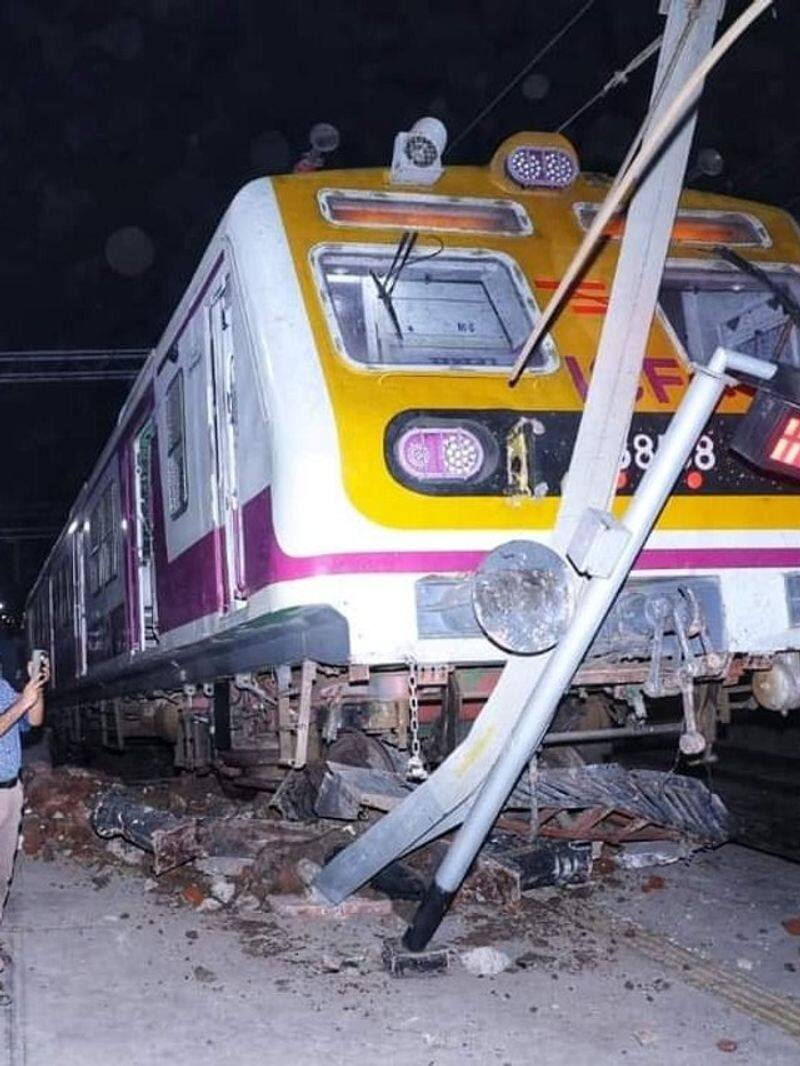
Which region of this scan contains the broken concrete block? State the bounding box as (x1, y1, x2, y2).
(182, 884, 206, 908)
(210, 878, 236, 905)
(267, 892, 393, 920)
(462, 854, 522, 906)
(616, 840, 688, 869)
(194, 856, 253, 879)
(382, 938, 450, 977)
(633, 1028, 658, 1047)
(460, 946, 512, 977)
(296, 858, 322, 887)
(104, 838, 144, 866)
(234, 893, 261, 914)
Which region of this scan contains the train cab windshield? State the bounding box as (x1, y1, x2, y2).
(659, 260, 800, 369)
(313, 244, 557, 372)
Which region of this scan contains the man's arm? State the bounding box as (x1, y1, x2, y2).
(0, 658, 49, 737)
(26, 686, 45, 728)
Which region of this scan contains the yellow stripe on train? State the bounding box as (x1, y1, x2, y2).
(271, 136, 800, 533)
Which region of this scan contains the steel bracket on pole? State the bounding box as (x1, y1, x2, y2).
(567, 508, 631, 578)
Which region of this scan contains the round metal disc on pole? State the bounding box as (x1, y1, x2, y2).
(472, 540, 573, 655)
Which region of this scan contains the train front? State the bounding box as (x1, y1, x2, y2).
(258, 122, 800, 761)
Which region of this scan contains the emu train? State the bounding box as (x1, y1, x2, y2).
(27, 125, 800, 788)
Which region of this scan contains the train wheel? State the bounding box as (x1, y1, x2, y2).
(326, 729, 400, 772)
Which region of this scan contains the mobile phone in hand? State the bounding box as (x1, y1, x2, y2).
(30, 649, 49, 681)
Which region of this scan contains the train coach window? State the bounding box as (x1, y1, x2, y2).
(659, 262, 800, 369)
(54, 559, 72, 629)
(88, 483, 118, 594)
(312, 244, 557, 373)
(165, 371, 189, 518)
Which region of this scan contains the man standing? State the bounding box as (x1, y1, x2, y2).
(0, 656, 47, 1003)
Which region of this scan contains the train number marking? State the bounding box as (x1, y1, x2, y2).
(620, 432, 716, 473)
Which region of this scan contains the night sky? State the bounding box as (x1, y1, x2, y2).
(0, 0, 796, 614)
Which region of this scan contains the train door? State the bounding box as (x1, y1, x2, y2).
(209, 278, 247, 608)
(132, 420, 159, 649)
(73, 528, 88, 675)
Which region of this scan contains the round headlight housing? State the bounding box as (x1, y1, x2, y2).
(505, 145, 577, 190)
(472, 539, 574, 654)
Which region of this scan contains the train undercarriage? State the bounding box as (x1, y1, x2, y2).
(47, 648, 797, 801)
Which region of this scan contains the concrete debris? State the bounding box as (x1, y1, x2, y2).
(319, 952, 368, 975)
(268, 892, 394, 920)
(194, 856, 254, 879)
(716, 1039, 739, 1053)
(295, 858, 322, 887)
(182, 884, 206, 908)
(104, 838, 144, 866)
(16, 756, 727, 966)
(199, 817, 332, 859)
(460, 946, 513, 977)
(210, 878, 236, 905)
(233, 893, 262, 914)
(633, 1028, 658, 1047)
(616, 840, 690, 869)
(21, 765, 107, 862)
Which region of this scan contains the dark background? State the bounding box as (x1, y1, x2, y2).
(0, 0, 795, 618)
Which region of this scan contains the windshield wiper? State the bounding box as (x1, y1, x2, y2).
(370, 269, 403, 339)
(370, 230, 418, 340)
(715, 245, 800, 330)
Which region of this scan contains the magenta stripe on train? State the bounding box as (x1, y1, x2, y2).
(244, 490, 800, 582)
(138, 486, 800, 637)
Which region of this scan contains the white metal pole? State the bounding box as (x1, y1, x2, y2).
(403, 348, 766, 950)
(313, 0, 724, 907)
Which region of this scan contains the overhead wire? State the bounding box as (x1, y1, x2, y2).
(445, 0, 598, 159)
(556, 34, 664, 134)
(508, 0, 776, 385)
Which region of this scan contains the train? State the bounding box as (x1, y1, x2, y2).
(26, 122, 800, 792)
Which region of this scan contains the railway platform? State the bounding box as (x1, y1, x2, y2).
(0, 841, 798, 1065)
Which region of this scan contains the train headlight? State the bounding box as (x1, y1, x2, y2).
(490, 133, 579, 193)
(396, 425, 485, 482)
(472, 539, 574, 655)
(506, 146, 577, 190)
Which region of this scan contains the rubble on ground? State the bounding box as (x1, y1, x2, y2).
(460, 945, 513, 977)
(18, 759, 727, 934)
